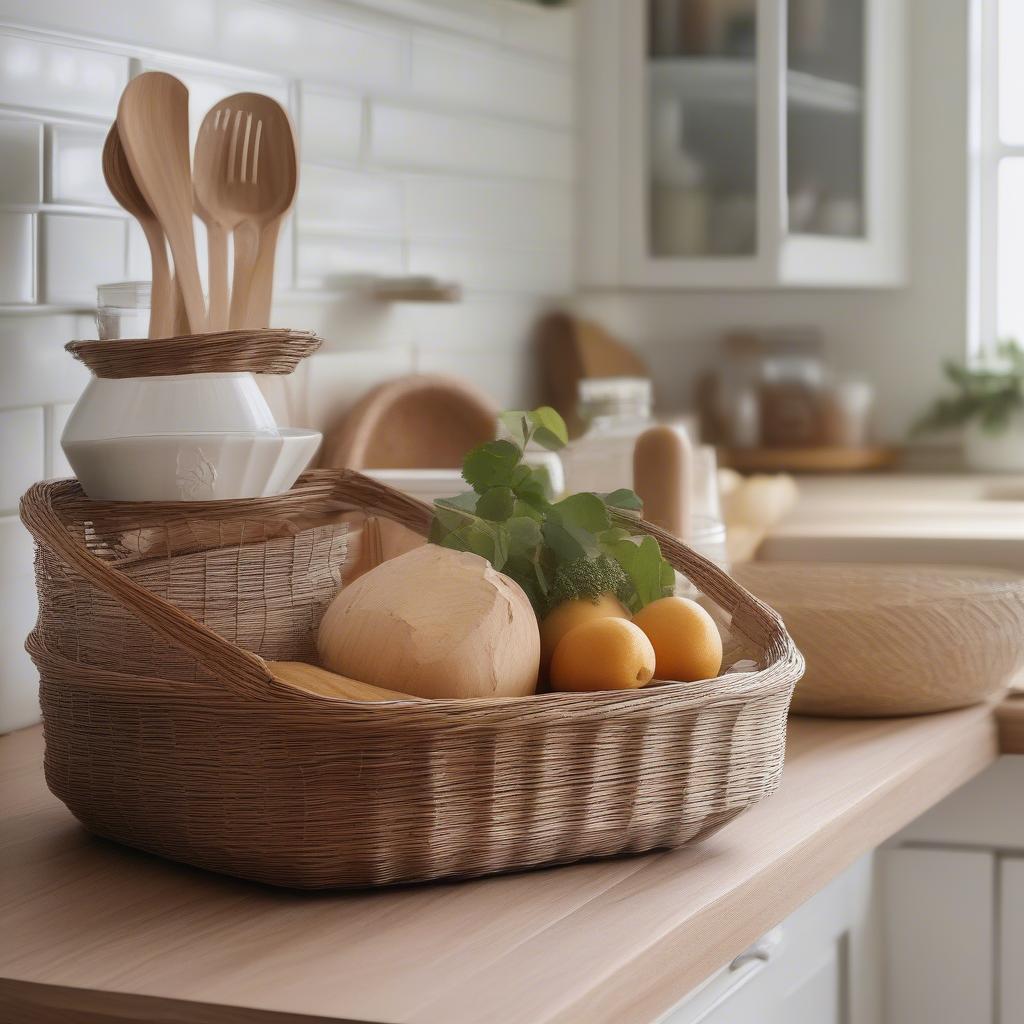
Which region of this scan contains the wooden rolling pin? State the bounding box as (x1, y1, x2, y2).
(267, 661, 421, 702)
(633, 424, 694, 539)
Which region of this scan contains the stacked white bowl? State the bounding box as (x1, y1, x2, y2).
(61, 371, 321, 501)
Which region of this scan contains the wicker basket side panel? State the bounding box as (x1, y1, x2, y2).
(39, 663, 792, 888)
(34, 524, 347, 681)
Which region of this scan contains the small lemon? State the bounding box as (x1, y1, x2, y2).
(631, 596, 723, 682)
(550, 617, 656, 692)
(540, 593, 630, 671)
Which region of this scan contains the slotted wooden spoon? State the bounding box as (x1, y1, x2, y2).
(118, 72, 207, 333)
(206, 93, 297, 329)
(102, 125, 175, 338)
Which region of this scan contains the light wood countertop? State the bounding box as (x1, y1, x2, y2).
(3, 701, 1020, 1024)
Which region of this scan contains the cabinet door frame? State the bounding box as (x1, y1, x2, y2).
(780, 0, 907, 286)
(613, 0, 906, 289)
(620, 0, 782, 288)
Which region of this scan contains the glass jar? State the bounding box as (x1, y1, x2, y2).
(561, 377, 654, 494)
(96, 281, 151, 340)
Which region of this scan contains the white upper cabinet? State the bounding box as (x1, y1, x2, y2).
(579, 0, 907, 288)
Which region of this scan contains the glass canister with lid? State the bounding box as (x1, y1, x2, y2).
(561, 377, 655, 495)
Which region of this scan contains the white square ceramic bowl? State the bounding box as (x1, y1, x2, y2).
(63, 429, 322, 501)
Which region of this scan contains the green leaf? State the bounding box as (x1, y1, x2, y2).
(610, 535, 673, 611)
(435, 491, 478, 513)
(527, 406, 568, 451)
(462, 440, 521, 493)
(498, 411, 531, 449)
(551, 492, 611, 533)
(475, 486, 515, 521)
(599, 488, 644, 511)
(542, 520, 589, 563)
(511, 466, 552, 509)
(512, 498, 545, 522)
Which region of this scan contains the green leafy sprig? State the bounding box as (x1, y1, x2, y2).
(914, 339, 1024, 437)
(429, 407, 675, 617)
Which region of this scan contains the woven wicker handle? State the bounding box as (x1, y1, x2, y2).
(20, 470, 792, 702)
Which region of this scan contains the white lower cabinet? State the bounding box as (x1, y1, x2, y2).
(881, 756, 1024, 1024)
(1000, 857, 1024, 1023)
(661, 854, 882, 1024)
(880, 847, 995, 1023)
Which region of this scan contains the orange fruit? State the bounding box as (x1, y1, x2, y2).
(549, 617, 656, 692)
(631, 596, 723, 682)
(539, 593, 630, 670)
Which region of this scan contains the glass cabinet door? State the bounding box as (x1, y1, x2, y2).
(785, 0, 865, 238)
(646, 0, 758, 258)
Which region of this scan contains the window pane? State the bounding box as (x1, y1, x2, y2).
(999, 0, 1024, 143)
(997, 159, 1024, 340)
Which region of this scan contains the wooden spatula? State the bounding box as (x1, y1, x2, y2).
(117, 72, 207, 333)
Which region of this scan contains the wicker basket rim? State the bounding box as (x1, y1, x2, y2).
(25, 629, 794, 723)
(66, 329, 321, 378)
(20, 469, 804, 711)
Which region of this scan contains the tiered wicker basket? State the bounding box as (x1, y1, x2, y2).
(21, 469, 802, 888)
(20, 328, 802, 888)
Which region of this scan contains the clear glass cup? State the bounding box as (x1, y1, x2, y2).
(96, 281, 151, 340)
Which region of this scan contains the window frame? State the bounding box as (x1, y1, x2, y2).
(971, 0, 1023, 358)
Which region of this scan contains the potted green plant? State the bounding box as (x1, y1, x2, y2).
(914, 339, 1024, 471)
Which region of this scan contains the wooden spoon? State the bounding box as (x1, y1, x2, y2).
(207, 93, 296, 329)
(102, 125, 175, 338)
(117, 72, 207, 333)
(193, 100, 241, 332)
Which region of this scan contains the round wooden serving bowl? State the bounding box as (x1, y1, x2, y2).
(734, 562, 1024, 717)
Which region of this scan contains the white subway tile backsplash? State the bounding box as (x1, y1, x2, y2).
(296, 235, 404, 289)
(501, 6, 575, 61)
(140, 61, 290, 151)
(0, 517, 40, 733)
(416, 343, 535, 411)
(408, 241, 572, 294)
(0, 406, 44, 511)
(0, 33, 127, 118)
(301, 347, 416, 439)
(406, 177, 572, 244)
(0, 315, 91, 408)
(370, 102, 572, 182)
(0, 119, 42, 203)
(48, 125, 115, 206)
(218, 1, 406, 90)
(48, 402, 74, 478)
(301, 89, 363, 166)
(297, 166, 404, 235)
(411, 33, 571, 127)
(41, 214, 126, 305)
(0, 213, 34, 303)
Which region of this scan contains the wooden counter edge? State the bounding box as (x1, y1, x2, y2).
(997, 692, 1024, 754)
(0, 979, 381, 1024)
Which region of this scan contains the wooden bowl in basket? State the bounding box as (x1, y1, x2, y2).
(21, 470, 802, 889)
(735, 562, 1024, 717)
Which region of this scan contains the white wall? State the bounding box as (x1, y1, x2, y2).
(0, 0, 577, 731)
(575, 0, 970, 445)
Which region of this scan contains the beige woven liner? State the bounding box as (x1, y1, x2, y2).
(21, 469, 803, 888)
(66, 328, 321, 378)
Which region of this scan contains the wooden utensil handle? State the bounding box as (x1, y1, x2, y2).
(229, 222, 260, 330)
(142, 220, 173, 338)
(206, 222, 229, 332)
(244, 218, 282, 329)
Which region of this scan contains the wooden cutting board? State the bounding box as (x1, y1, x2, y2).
(537, 312, 649, 438)
(320, 374, 498, 470)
